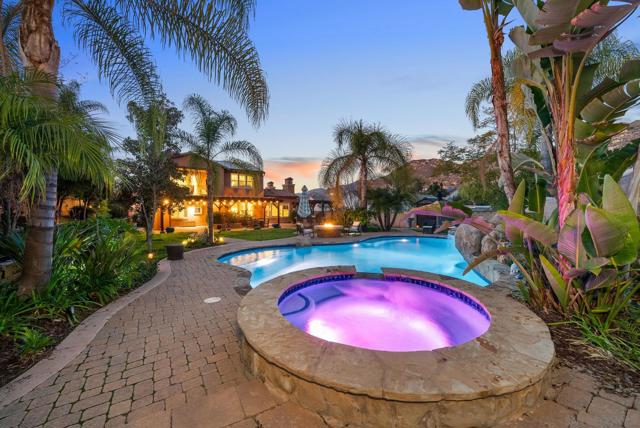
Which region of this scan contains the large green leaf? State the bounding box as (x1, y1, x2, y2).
(498, 210, 558, 246)
(558, 209, 587, 267)
(540, 255, 570, 309)
(497, 0, 514, 16)
(581, 78, 640, 122)
(527, 177, 547, 221)
(584, 269, 616, 292)
(505, 180, 527, 245)
(619, 59, 640, 83)
(601, 174, 640, 264)
(584, 205, 626, 257)
(509, 26, 540, 56)
(602, 175, 640, 244)
(534, 0, 580, 27)
(512, 0, 540, 30)
(459, 0, 483, 10)
(577, 141, 639, 204)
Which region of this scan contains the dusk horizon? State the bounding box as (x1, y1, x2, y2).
(52, 0, 637, 189)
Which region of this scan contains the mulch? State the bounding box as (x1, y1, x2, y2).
(537, 310, 640, 396)
(0, 318, 75, 388)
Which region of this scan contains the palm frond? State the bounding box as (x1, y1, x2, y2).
(588, 31, 639, 84)
(0, 0, 21, 75)
(318, 149, 358, 188)
(116, 0, 269, 125)
(215, 140, 262, 169)
(64, 0, 161, 106)
(465, 77, 493, 129)
(0, 73, 115, 200)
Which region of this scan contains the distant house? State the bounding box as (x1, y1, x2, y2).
(153, 153, 299, 231)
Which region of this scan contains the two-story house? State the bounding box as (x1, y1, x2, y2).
(153, 153, 298, 231)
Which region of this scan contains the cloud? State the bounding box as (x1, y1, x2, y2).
(407, 134, 469, 159)
(264, 157, 323, 189)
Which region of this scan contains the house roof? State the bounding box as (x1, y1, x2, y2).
(264, 188, 297, 199)
(173, 153, 263, 173)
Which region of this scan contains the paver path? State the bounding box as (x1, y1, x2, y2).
(0, 235, 638, 428)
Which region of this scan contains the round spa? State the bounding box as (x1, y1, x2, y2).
(238, 267, 555, 428)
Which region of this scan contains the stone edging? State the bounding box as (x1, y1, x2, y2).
(0, 259, 172, 410)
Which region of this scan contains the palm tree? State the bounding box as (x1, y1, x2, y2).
(0, 0, 21, 76)
(15, 0, 269, 292)
(0, 74, 114, 295)
(459, 0, 517, 202)
(319, 120, 411, 209)
(178, 94, 263, 244)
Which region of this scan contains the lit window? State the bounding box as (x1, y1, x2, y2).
(230, 173, 254, 188)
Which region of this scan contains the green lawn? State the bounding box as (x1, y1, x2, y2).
(140, 232, 209, 261)
(139, 228, 296, 260)
(219, 228, 296, 241)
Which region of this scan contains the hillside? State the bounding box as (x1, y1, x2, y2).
(369, 158, 461, 190)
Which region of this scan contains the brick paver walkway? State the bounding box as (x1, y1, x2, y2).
(0, 235, 638, 428)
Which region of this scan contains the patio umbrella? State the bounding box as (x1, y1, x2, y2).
(297, 185, 312, 219)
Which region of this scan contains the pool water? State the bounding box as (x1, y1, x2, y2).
(278, 276, 491, 352)
(219, 237, 488, 287)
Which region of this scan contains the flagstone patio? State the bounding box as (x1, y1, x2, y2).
(0, 235, 638, 428)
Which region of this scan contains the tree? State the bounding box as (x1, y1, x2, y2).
(15, 0, 269, 292)
(0, 73, 115, 295)
(319, 120, 411, 209)
(369, 166, 420, 231)
(508, 0, 640, 227)
(118, 101, 189, 251)
(465, 32, 639, 182)
(459, 0, 517, 202)
(177, 94, 263, 244)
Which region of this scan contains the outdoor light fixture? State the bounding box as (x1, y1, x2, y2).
(147, 252, 154, 260)
(182, 240, 188, 246)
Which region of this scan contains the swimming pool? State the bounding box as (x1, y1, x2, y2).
(219, 236, 489, 287)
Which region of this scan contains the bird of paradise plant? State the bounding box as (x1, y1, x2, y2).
(424, 176, 640, 328)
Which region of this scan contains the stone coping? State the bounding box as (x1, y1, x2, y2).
(0, 259, 173, 410)
(238, 267, 555, 403)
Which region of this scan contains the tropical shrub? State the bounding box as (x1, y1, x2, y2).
(17, 327, 53, 360)
(457, 181, 509, 209)
(425, 177, 639, 328)
(0, 218, 148, 338)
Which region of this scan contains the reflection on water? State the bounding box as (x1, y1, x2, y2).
(219, 237, 488, 287)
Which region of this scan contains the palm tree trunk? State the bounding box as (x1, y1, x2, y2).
(488, 24, 516, 202)
(206, 168, 215, 244)
(359, 164, 368, 209)
(19, 170, 57, 295)
(18, 0, 60, 295)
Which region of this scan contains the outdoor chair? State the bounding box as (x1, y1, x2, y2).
(347, 221, 362, 236)
(421, 216, 437, 234)
(296, 223, 314, 237)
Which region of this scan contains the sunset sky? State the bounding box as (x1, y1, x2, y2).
(54, 1, 640, 189)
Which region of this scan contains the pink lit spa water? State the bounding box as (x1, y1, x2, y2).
(278, 276, 491, 352)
